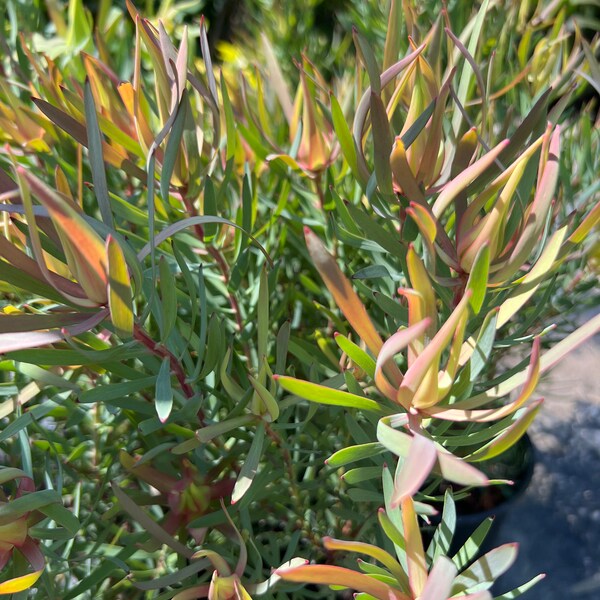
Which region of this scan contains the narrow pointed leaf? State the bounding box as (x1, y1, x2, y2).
(84, 79, 113, 228)
(323, 537, 409, 592)
(451, 544, 518, 594)
(433, 140, 509, 218)
(232, 421, 265, 504)
(326, 442, 385, 467)
(398, 292, 471, 409)
(275, 375, 382, 412)
(391, 434, 437, 506)
(305, 227, 383, 355)
(155, 357, 173, 423)
(276, 564, 409, 600)
(453, 517, 494, 570)
(18, 167, 108, 305)
(496, 225, 567, 327)
(428, 490, 456, 562)
(375, 319, 431, 405)
(493, 573, 546, 599)
(111, 483, 194, 557)
(249, 375, 279, 421)
(107, 235, 133, 338)
(330, 92, 359, 179)
(334, 333, 377, 379)
(466, 401, 542, 461)
(420, 556, 457, 600)
(0, 569, 43, 594)
(465, 243, 490, 315)
(402, 497, 428, 597)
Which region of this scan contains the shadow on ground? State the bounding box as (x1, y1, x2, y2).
(493, 336, 600, 599)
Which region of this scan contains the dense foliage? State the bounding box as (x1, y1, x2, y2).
(0, 0, 598, 598)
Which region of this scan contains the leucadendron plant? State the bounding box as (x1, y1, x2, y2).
(0, 0, 598, 598)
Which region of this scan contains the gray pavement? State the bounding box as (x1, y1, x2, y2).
(493, 329, 600, 599)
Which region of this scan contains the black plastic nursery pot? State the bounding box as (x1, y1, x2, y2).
(424, 434, 536, 556)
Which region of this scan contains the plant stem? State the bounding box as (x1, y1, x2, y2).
(265, 422, 322, 548)
(133, 323, 196, 402)
(180, 193, 252, 364)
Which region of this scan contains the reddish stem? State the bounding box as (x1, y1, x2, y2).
(133, 323, 196, 402)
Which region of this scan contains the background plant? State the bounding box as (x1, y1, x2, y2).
(0, 0, 598, 598)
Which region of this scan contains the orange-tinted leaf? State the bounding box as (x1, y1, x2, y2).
(401, 497, 427, 597)
(19, 168, 108, 306)
(323, 537, 409, 592)
(276, 564, 409, 600)
(305, 227, 383, 355)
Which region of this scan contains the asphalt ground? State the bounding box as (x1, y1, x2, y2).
(492, 326, 600, 599)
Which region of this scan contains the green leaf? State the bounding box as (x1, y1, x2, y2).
(137, 215, 271, 266)
(0, 490, 61, 525)
(40, 502, 80, 536)
(221, 74, 237, 160)
(465, 402, 542, 461)
(79, 377, 156, 404)
(257, 265, 269, 365)
(160, 92, 187, 203)
(334, 333, 376, 379)
(192, 415, 256, 446)
(249, 373, 279, 421)
(275, 320, 291, 376)
(382, 0, 403, 73)
(342, 466, 382, 484)
(276, 376, 382, 412)
(496, 225, 567, 328)
(465, 243, 489, 315)
(323, 537, 409, 593)
(155, 357, 173, 423)
(400, 100, 435, 150)
(66, 0, 93, 51)
(352, 265, 392, 280)
(111, 483, 194, 558)
(353, 27, 381, 94)
(493, 574, 546, 599)
(453, 519, 494, 571)
(159, 255, 177, 340)
(330, 92, 359, 180)
(427, 490, 456, 562)
(84, 78, 113, 229)
(133, 559, 211, 591)
(326, 442, 385, 467)
(370, 93, 394, 195)
(6, 346, 142, 366)
(451, 0, 490, 136)
(451, 544, 518, 594)
(232, 421, 265, 504)
(198, 314, 222, 378)
(468, 309, 499, 383)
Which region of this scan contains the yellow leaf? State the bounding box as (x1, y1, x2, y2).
(0, 569, 43, 594)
